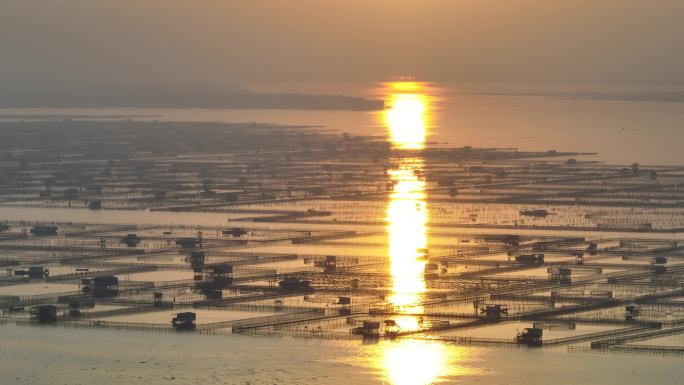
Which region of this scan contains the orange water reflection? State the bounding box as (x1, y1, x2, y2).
(383, 81, 432, 325)
(383, 81, 433, 150)
(386, 156, 427, 330)
(380, 81, 450, 385)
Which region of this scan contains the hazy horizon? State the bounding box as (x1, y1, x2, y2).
(2, 0, 684, 105)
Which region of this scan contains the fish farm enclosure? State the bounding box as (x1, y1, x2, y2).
(3, 119, 684, 356)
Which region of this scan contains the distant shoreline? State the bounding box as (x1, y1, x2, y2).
(0, 114, 161, 120)
(0, 89, 385, 111)
(454, 90, 684, 103)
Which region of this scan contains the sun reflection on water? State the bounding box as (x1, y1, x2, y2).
(386, 157, 427, 326)
(383, 80, 433, 325)
(381, 340, 450, 385)
(385, 93, 428, 150)
(379, 81, 451, 385)
(383, 81, 433, 150)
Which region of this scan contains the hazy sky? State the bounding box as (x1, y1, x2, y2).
(2, 0, 684, 94)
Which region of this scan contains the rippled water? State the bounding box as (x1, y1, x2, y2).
(1, 325, 682, 385)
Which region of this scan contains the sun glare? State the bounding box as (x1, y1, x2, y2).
(382, 81, 433, 150)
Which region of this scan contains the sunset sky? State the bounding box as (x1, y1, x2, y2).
(2, 0, 683, 94)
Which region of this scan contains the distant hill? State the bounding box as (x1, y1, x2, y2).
(456, 89, 684, 103)
(0, 87, 384, 111)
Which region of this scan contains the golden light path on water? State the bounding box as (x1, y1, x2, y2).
(384, 82, 429, 150)
(377, 81, 456, 385)
(385, 81, 431, 324)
